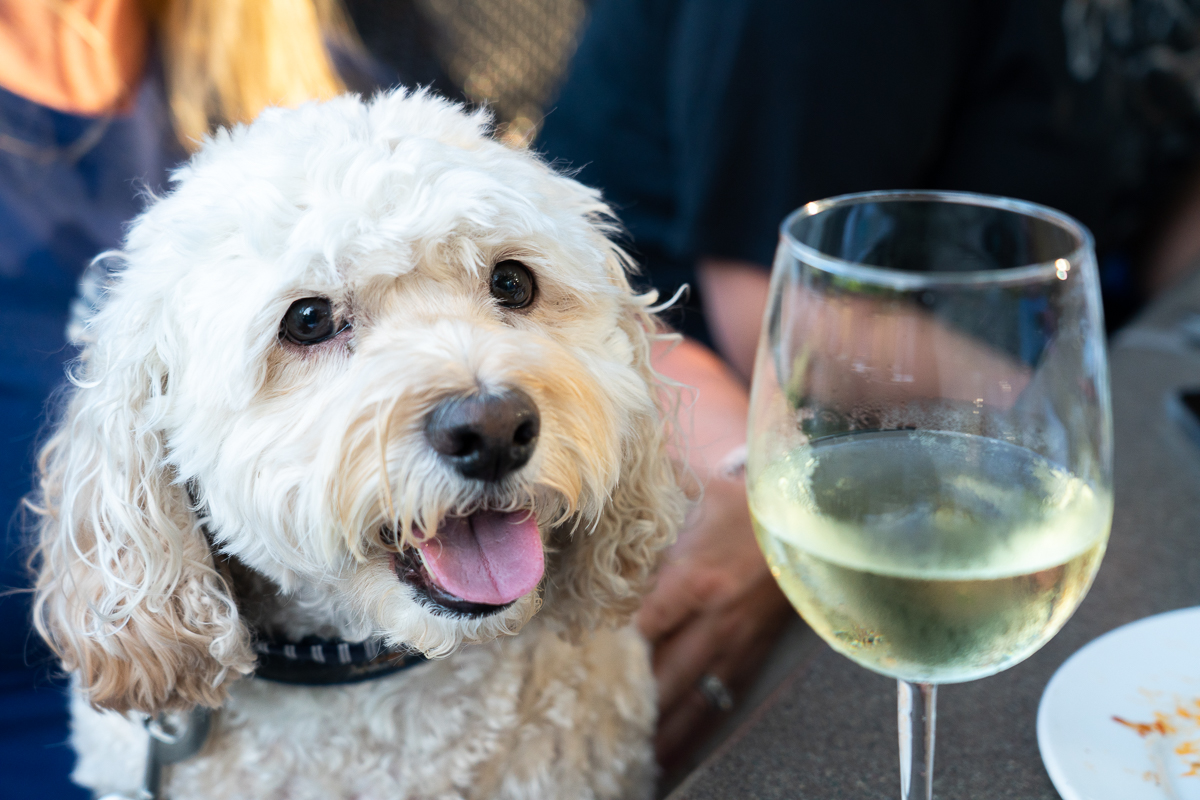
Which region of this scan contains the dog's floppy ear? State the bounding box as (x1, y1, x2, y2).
(32, 281, 254, 714)
(551, 248, 688, 629)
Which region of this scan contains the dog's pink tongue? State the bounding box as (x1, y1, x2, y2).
(416, 512, 544, 605)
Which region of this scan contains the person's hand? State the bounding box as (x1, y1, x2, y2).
(648, 336, 793, 766)
(637, 471, 793, 765)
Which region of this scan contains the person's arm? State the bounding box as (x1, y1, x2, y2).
(646, 331, 792, 765)
(695, 257, 772, 384)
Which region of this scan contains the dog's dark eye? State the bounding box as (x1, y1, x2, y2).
(489, 261, 536, 309)
(281, 297, 341, 345)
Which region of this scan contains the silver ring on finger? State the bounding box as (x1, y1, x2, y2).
(697, 672, 734, 712)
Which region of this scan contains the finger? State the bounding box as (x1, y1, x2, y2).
(639, 533, 759, 644)
(652, 609, 725, 714)
(655, 683, 720, 768)
(655, 577, 791, 717)
(654, 600, 793, 767)
(702, 602, 790, 696)
(636, 564, 701, 642)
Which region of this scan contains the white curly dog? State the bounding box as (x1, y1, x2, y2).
(32, 89, 686, 800)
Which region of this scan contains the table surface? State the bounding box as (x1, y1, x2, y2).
(669, 275, 1200, 800)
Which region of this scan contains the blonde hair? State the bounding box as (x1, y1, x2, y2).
(146, 0, 353, 148)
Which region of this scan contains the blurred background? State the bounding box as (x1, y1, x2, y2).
(346, 0, 588, 146)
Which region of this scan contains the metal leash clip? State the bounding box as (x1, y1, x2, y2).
(97, 706, 212, 800)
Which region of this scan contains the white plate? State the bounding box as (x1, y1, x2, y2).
(1039, 607, 1200, 800)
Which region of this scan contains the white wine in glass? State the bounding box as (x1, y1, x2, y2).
(746, 192, 1112, 800)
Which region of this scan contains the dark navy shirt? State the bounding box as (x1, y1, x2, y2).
(0, 67, 183, 798)
(539, 0, 1200, 340)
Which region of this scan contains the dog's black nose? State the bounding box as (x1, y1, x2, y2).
(425, 389, 540, 482)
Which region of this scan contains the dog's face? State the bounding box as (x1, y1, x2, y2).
(33, 91, 683, 713)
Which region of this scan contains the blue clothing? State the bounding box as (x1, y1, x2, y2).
(0, 33, 409, 795)
(0, 68, 184, 798)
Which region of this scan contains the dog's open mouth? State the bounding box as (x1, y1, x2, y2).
(390, 510, 544, 617)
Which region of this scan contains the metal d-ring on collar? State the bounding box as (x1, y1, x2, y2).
(107, 505, 431, 796)
(95, 706, 212, 800)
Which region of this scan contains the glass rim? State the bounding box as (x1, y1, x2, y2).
(779, 190, 1096, 289)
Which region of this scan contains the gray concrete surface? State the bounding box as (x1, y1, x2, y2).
(670, 275, 1200, 799)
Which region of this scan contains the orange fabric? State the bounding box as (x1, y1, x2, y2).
(0, 0, 146, 115)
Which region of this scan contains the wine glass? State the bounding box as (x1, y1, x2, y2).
(746, 191, 1113, 800)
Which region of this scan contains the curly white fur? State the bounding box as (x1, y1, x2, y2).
(32, 89, 686, 799)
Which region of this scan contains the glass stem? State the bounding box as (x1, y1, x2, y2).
(898, 680, 937, 800)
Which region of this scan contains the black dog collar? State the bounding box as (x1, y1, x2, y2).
(253, 636, 428, 686)
(193, 517, 431, 687)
